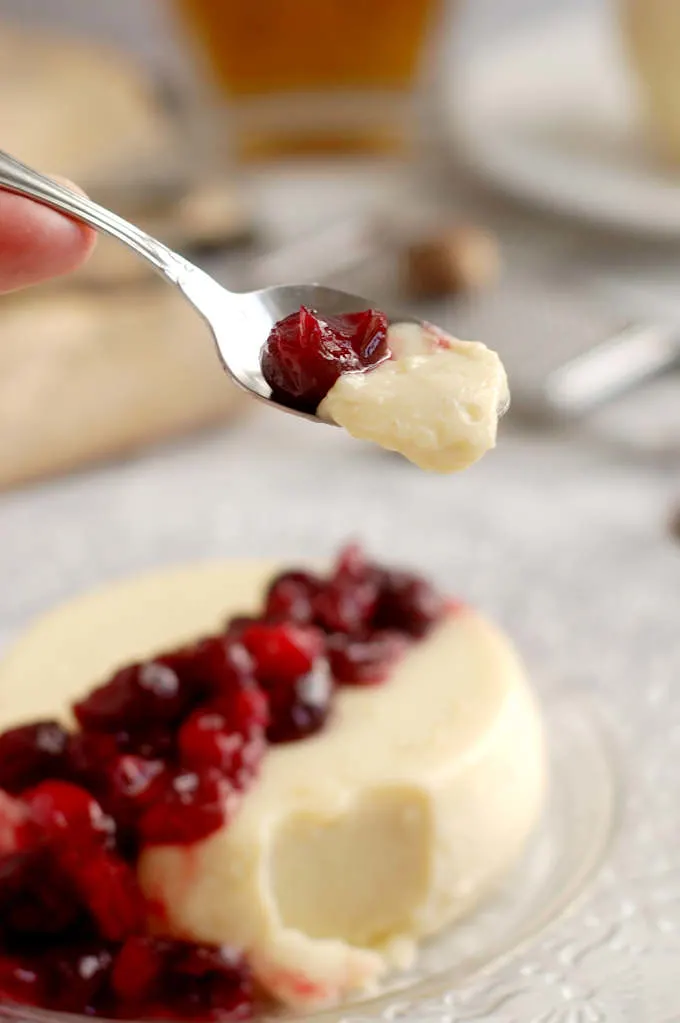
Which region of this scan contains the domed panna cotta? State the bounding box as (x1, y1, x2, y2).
(261, 309, 508, 473)
(0, 547, 545, 1019)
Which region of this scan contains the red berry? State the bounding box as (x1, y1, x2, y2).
(0, 954, 43, 1005)
(261, 305, 389, 411)
(313, 545, 380, 634)
(103, 755, 170, 832)
(327, 631, 408, 684)
(221, 684, 270, 733)
(0, 789, 37, 859)
(0, 840, 84, 938)
(241, 622, 324, 684)
(313, 578, 378, 635)
(23, 780, 115, 855)
(76, 852, 144, 941)
(112, 935, 163, 1004)
(266, 662, 334, 744)
(112, 937, 252, 1021)
(43, 943, 114, 1014)
(68, 730, 121, 780)
(74, 661, 185, 734)
(179, 705, 266, 786)
(162, 637, 255, 703)
(374, 571, 445, 637)
(0, 721, 71, 795)
(139, 769, 234, 846)
(264, 571, 321, 624)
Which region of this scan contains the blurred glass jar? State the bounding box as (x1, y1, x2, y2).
(621, 0, 680, 166)
(171, 0, 443, 161)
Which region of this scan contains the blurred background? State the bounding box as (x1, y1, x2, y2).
(0, 0, 677, 668)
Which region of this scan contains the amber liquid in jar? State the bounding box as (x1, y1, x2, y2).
(173, 0, 441, 159)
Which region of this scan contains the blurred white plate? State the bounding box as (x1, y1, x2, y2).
(448, 7, 680, 237)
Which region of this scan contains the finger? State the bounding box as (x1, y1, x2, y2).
(0, 185, 96, 293)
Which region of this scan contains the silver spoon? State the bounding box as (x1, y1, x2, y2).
(0, 150, 509, 425)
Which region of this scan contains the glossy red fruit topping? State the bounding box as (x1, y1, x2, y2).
(178, 710, 265, 784)
(327, 631, 408, 685)
(312, 544, 380, 634)
(76, 852, 144, 941)
(74, 661, 186, 734)
(0, 544, 447, 1021)
(0, 721, 71, 795)
(374, 571, 446, 638)
(261, 306, 390, 412)
(112, 937, 252, 1021)
(23, 780, 115, 854)
(139, 769, 234, 846)
(42, 943, 114, 1014)
(103, 755, 170, 831)
(240, 622, 324, 685)
(0, 790, 36, 859)
(162, 638, 255, 703)
(0, 954, 43, 1005)
(264, 570, 322, 625)
(265, 661, 334, 744)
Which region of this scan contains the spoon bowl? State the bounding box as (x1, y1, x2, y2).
(178, 271, 420, 423)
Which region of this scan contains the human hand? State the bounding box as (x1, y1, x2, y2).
(0, 186, 95, 293)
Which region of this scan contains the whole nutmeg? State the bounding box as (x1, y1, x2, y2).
(402, 224, 501, 299)
(669, 504, 680, 542)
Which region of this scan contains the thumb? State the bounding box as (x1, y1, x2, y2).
(0, 175, 96, 294)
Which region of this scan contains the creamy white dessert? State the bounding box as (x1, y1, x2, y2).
(319, 322, 509, 473)
(0, 561, 545, 1011)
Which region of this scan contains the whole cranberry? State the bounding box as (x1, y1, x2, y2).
(178, 710, 265, 787)
(0, 789, 37, 859)
(23, 780, 115, 856)
(313, 544, 380, 634)
(67, 730, 122, 783)
(103, 755, 170, 830)
(112, 935, 164, 1004)
(162, 637, 255, 704)
(266, 662, 334, 744)
(43, 943, 114, 1014)
(112, 937, 252, 1021)
(261, 306, 390, 412)
(74, 660, 186, 734)
(240, 622, 324, 685)
(75, 851, 144, 941)
(0, 720, 71, 795)
(139, 769, 233, 846)
(0, 954, 44, 1005)
(0, 843, 84, 937)
(373, 571, 446, 638)
(264, 571, 322, 624)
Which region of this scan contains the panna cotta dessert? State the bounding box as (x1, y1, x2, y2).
(261, 308, 508, 472)
(0, 547, 545, 1019)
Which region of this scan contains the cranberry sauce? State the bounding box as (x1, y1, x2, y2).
(261, 307, 390, 412)
(0, 546, 446, 1020)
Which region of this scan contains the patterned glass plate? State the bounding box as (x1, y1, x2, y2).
(290, 695, 616, 1023)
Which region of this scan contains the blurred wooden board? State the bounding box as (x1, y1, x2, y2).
(0, 286, 245, 490)
(0, 22, 187, 197)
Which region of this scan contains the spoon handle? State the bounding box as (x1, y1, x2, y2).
(0, 149, 189, 283)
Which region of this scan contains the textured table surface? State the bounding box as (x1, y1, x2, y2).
(0, 2, 679, 1021)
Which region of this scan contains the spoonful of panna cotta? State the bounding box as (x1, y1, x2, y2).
(261, 309, 509, 473)
(0, 149, 508, 472)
